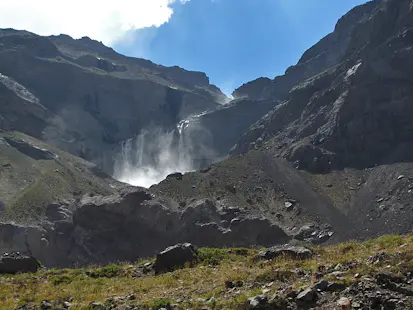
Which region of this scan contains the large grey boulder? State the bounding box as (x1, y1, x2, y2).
(154, 243, 198, 274)
(0, 252, 39, 274)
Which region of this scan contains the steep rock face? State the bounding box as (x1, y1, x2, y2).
(232, 0, 380, 101)
(179, 99, 278, 161)
(0, 73, 50, 138)
(233, 0, 413, 171)
(0, 29, 225, 170)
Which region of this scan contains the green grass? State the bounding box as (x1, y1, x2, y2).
(1, 235, 413, 309)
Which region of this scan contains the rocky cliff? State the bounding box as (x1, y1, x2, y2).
(0, 29, 227, 171)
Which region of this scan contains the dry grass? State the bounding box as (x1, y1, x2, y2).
(1, 235, 413, 309)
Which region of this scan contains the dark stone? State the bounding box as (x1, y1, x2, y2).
(326, 282, 347, 292)
(313, 280, 329, 291)
(40, 301, 52, 310)
(154, 243, 198, 274)
(225, 280, 243, 288)
(257, 245, 313, 260)
(296, 288, 317, 302)
(0, 252, 39, 274)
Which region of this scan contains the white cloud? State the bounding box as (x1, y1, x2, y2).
(0, 0, 190, 45)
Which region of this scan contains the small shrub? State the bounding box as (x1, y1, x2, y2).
(337, 241, 363, 255)
(52, 275, 73, 286)
(86, 264, 122, 278)
(364, 235, 404, 249)
(198, 248, 230, 266)
(254, 269, 296, 283)
(151, 299, 172, 309)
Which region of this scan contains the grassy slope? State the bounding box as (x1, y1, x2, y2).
(0, 131, 125, 224)
(1, 235, 413, 309)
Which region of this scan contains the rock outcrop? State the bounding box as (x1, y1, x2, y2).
(0, 189, 290, 267)
(233, 0, 413, 172)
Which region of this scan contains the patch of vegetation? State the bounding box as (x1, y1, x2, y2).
(1, 235, 413, 309)
(52, 275, 73, 286)
(86, 264, 123, 278)
(198, 248, 231, 266)
(254, 268, 296, 283)
(151, 299, 172, 309)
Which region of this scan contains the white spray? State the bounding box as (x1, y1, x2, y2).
(113, 113, 214, 188)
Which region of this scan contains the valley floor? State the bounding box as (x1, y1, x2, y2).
(2, 235, 413, 309)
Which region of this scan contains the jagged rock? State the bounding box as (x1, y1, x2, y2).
(313, 280, 329, 291)
(247, 295, 268, 309)
(154, 243, 198, 274)
(293, 224, 334, 244)
(326, 282, 347, 292)
(296, 288, 317, 302)
(4, 138, 57, 160)
(257, 245, 313, 260)
(375, 272, 413, 296)
(0, 252, 39, 274)
(40, 301, 52, 309)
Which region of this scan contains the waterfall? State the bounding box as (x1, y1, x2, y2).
(113, 112, 214, 188)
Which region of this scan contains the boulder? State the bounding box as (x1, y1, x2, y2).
(0, 252, 39, 274)
(154, 243, 198, 274)
(257, 245, 313, 260)
(247, 295, 269, 309)
(296, 288, 317, 302)
(312, 280, 329, 291)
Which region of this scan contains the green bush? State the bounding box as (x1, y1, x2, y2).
(151, 299, 172, 309)
(86, 264, 122, 278)
(52, 275, 73, 286)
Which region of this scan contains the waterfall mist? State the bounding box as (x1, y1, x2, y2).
(113, 115, 215, 188)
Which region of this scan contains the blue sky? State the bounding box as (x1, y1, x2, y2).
(114, 0, 368, 96)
